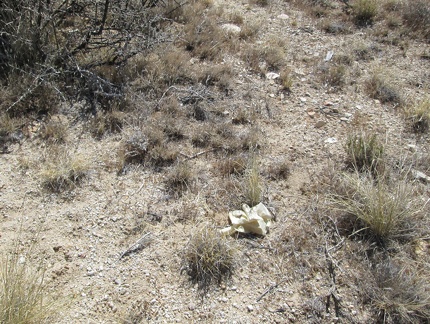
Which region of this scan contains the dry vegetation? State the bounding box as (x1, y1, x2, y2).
(1, 0, 429, 322)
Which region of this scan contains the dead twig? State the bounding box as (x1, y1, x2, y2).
(119, 232, 152, 259)
(179, 149, 216, 161)
(256, 278, 288, 302)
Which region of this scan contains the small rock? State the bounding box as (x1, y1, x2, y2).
(324, 101, 334, 106)
(307, 111, 316, 118)
(230, 286, 237, 291)
(407, 144, 416, 152)
(278, 14, 289, 20)
(247, 305, 254, 312)
(340, 117, 349, 122)
(325, 137, 337, 144)
(266, 72, 280, 80)
(221, 297, 228, 302)
(315, 120, 326, 128)
(189, 303, 196, 311)
(221, 24, 241, 34)
(300, 97, 307, 103)
(412, 169, 430, 184)
(114, 278, 122, 285)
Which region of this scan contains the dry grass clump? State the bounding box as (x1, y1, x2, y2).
(217, 156, 247, 176)
(319, 63, 346, 88)
(191, 127, 212, 148)
(183, 15, 235, 61)
(181, 227, 236, 292)
(352, 0, 378, 27)
(279, 68, 294, 93)
(402, 0, 430, 39)
(40, 149, 90, 192)
(165, 162, 194, 196)
(250, 0, 270, 8)
(1, 248, 58, 323)
(88, 111, 124, 139)
(365, 73, 402, 105)
(198, 64, 233, 92)
(369, 259, 430, 323)
(333, 173, 420, 244)
(39, 118, 68, 144)
(267, 159, 291, 180)
(345, 133, 384, 173)
(238, 21, 261, 41)
(405, 98, 430, 133)
(243, 155, 262, 207)
(146, 143, 179, 169)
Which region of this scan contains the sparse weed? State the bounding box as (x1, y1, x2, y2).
(345, 133, 384, 173)
(181, 227, 236, 292)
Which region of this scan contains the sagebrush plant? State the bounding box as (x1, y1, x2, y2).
(1, 246, 57, 323)
(40, 149, 90, 192)
(333, 172, 420, 244)
(181, 227, 236, 292)
(352, 0, 378, 27)
(406, 98, 430, 133)
(345, 133, 384, 173)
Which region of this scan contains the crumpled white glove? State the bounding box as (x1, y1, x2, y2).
(220, 203, 273, 236)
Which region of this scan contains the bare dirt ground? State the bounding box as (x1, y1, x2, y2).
(1, 0, 429, 323)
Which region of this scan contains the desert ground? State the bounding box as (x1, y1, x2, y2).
(1, 0, 429, 323)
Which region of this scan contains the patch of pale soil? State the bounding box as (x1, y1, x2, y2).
(1, 0, 429, 323)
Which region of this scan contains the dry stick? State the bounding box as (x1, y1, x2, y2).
(179, 149, 216, 161)
(119, 232, 152, 259)
(256, 278, 287, 302)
